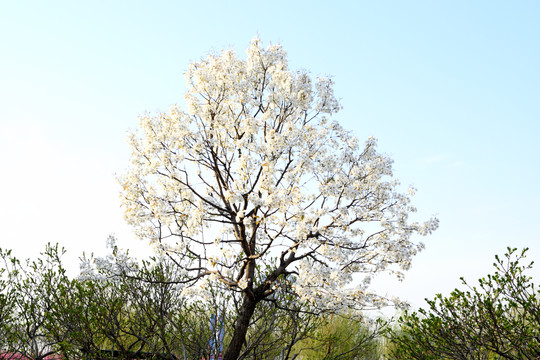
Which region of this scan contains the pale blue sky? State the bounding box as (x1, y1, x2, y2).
(1, 1, 539, 312)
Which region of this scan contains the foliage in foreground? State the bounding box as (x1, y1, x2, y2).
(0, 243, 384, 360)
(2, 244, 540, 359)
(387, 248, 540, 360)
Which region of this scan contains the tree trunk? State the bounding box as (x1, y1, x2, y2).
(223, 294, 258, 360)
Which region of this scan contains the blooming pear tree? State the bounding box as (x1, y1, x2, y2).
(120, 38, 438, 360)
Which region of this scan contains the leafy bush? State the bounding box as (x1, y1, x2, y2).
(388, 248, 540, 360)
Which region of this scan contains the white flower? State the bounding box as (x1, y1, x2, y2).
(119, 37, 438, 312)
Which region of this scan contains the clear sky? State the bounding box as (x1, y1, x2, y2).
(1, 1, 539, 313)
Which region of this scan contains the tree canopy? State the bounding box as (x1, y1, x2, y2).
(119, 37, 437, 360)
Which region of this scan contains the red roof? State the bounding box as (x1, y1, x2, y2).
(0, 353, 62, 360)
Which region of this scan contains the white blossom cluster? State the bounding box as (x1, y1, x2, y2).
(119, 37, 438, 311)
(79, 235, 139, 281)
